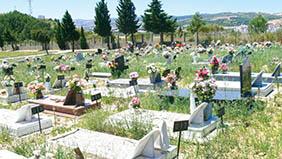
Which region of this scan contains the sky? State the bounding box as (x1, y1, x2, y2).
(0, 0, 282, 19)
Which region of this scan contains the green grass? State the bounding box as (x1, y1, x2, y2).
(0, 51, 43, 58)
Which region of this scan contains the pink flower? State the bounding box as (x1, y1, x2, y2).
(129, 72, 139, 79)
(131, 97, 140, 106)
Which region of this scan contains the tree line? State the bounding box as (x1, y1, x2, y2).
(0, 0, 271, 53)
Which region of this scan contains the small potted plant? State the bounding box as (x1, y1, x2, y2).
(220, 63, 229, 74)
(146, 64, 161, 83)
(165, 72, 178, 90)
(65, 75, 87, 106)
(28, 82, 46, 99)
(129, 96, 141, 109)
(130, 72, 139, 82)
(210, 55, 220, 74)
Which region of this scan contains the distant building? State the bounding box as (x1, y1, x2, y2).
(224, 25, 248, 33)
(38, 15, 45, 19)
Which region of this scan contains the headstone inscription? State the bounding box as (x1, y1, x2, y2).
(240, 57, 252, 97)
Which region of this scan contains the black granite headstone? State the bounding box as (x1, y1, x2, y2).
(240, 57, 252, 97)
(114, 55, 128, 71)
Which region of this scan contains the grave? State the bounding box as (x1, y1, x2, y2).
(214, 63, 282, 83)
(84, 86, 136, 98)
(49, 124, 177, 159)
(0, 84, 28, 104)
(108, 103, 220, 142)
(0, 104, 52, 137)
(28, 95, 101, 117)
(107, 78, 164, 90)
(89, 72, 112, 78)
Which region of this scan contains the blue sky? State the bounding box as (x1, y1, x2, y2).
(0, 0, 282, 19)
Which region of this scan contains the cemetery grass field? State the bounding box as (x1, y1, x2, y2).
(0, 51, 44, 59)
(0, 47, 282, 158)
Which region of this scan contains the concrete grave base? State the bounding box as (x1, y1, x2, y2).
(0, 93, 28, 104)
(108, 109, 220, 142)
(0, 109, 52, 137)
(49, 129, 177, 159)
(107, 78, 163, 90)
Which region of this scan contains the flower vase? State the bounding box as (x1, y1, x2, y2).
(150, 73, 157, 83)
(75, 92, 85, 106)
(212, 66, 219, 74)
(36, 90, 44, 99)
(5, 87, 14, 96)
(204, 102, 213, 121)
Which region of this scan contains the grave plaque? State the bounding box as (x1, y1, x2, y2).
(240, 57, 252, 97)
(91, 93, 102, 101)
(86, 63, 92, 69)
(173, 120, 189, 132)
(129, 80, 138, 86)
(14, 82, 23, 88)
(57, 75, 65, 80)
(31, 105, 44, 115)
(71, 67, 76, 71)
(38, 64, 46, 70)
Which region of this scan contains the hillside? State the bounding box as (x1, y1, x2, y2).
(75, 12, 282, 31)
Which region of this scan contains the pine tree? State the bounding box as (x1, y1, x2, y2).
(249, 15, 268, 34)
(80, 27, 89, 49)
(62, 11, 80, 52)
(142, 0, 177, 44)
(188, 12, 205, 45)
(116, 0, 139, 44)
(94, 0, 112, 49)
(55, 20, 67, 50)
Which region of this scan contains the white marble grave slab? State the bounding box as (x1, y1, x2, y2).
(49, 129, 177, 159)
(107, 78, 163, 90)
(0, 93, 28, 104)
(108, 109, 219, 142)
(0, 109, 52, 137)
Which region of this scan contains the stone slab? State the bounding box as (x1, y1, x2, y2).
(89, 72, 112, 78)
(84, 87, 137, 98)
(49, 129, 177, 159)
(214, 72, 282, 83)
(28, 95, 101, 116)
(0, 93, 28, 104)
(107, 78, 163, 90)
(0, 109, 52, 137)
(108, 109, 220, 141)
(0, 150, 26, 159)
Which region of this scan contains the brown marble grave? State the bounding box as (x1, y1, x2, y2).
(28, 95, 100, 116)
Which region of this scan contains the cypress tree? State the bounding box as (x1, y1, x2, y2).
(80, 27, 89, 49)
(116, 0, 139, 44)
(62, 11, 80, 52)
(55, 20, 67, 50)
(142, 0, 177, 44)
(94, 0, 112, 49)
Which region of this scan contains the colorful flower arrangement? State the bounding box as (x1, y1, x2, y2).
(195, 67, 209, 81)
(146, 64, 159, 74)
(1, 75, 15, 87)
(107, 61, 118, 70)
(129, 72, 139, 80)
(27, 82, 46, 99)
(129, 96, 141, 109)
(66, 75, 88, 93)
(192, 76, 217, 102)
(1, 61, 14, 76)
(54, 64, 70, 72)
(165, 72, 178, 89)
(210, 55, 220, 74)
(220, 63, 229, 73)
(102, 54, 108, 61)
